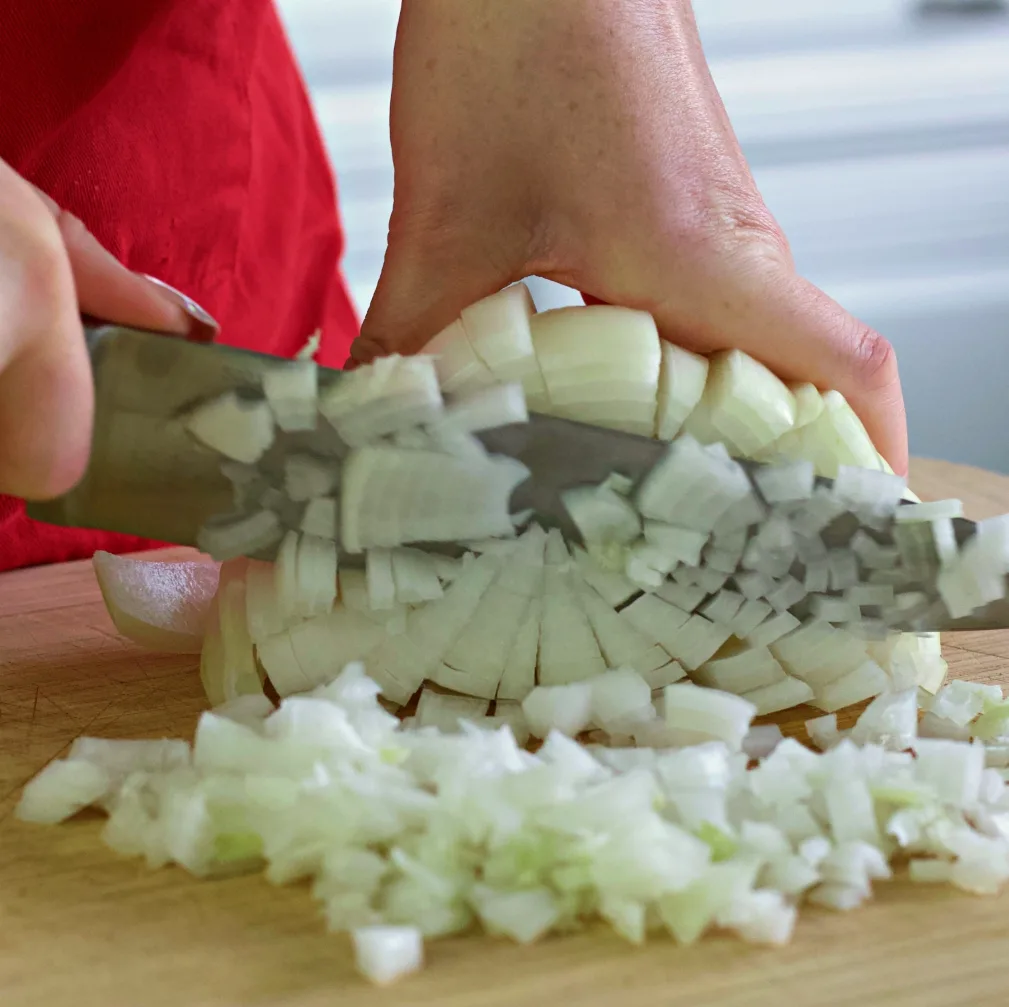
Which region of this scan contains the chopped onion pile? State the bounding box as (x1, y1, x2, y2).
(19, 662, 1009, 986)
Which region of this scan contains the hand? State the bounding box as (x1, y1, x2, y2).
(0, 158, 216, 500)
(354, 0, 908, 474)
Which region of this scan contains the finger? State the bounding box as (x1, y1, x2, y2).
(0, 178, 93, 498)
(31, 185, 218, 341)
(0, 320, 93, 500)
(354, 230, 516, 364)
(648, 265, 908, 475)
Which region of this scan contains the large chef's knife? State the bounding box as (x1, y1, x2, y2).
(26, 323, 1009, 633)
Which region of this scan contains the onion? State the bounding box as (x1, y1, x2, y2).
(262, 359, 318, 432)
(663, 683, 756, 751)
(459, 283, 548, 407)
(196, 510, 283, 562)
(655, 342, 708, 441)
(415, 689, 489, 731)
(320, 355, 444, 447)
(340, 445, 528, 552)
(92, 551, 220, 654)
(351, 926, 423, 985)
(185, 391, 275, 464)
(284, 455, 337, 502)
(435, 382, 528, 435)
(684, 350, 796, 456)
(693, 646, 787, 693)
(562, 482, 641, 551)
(530, 305, 661, 436)
(522, 682, 594, 738)
(300, 497, 337, 539)
(23, 657, 1009, 987)
(423, 319, 497, 396)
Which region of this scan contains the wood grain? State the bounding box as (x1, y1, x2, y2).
(3, 459, 1009, 1007)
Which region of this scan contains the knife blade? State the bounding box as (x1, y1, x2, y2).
(26, 322, 1009, 634)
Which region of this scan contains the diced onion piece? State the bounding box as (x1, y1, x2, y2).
(460, 283, 548, 406)
(655, 580, 707, 614)
(295, 329, 321, 361)
(522, 682, 594, 738)
(196, 509, 283, 562)
(351, 926, 423, 986)
(185, 391, 275, 463)
(913, 738, 985, 806)
(745, 611, 800, 649)
(438, 532, 544, 698)
(415, 689, 489, 731)
(366, 549, 397, 611)
(742, 724, 784, 760)
(262, 359, 318, 432)
(244, 559, 287, 642)
(572, 578, 659, 674)
(531, 305, 661, 436)
(93, 551, 220, 654)
(422, 319, 497, 395)
(497, 598, 541, 701)
(753, 460, 815, 504)
(788, 382, 825, 430)
(767, 390, 881, 478)
(693, 647, 787, 694)
(435, 382, 528, 435)
(340, 446, 528, 552)
(562, 483, 641, 552)
(895, 499, 964, 523)
(284, 454, 337, 502)
(296, 534, 338, 617)
(320, 355, 444, 447)
(812, 660, 889, 714)
(485, 700, 531, 746)
(216, 570, 266, 702)
(655, 342, 708, 440)
(286, 607, 386, 688)
(301, 497, 338, 540)
(850, 689, 917, 750)
(643, 522, 708, 567)
(687, 349, 796, 456)
(589, 669, 654, 734)
(391, 548, 445, 605)
(663, 683, 756, 751)
(743, 677, 815, 716)
(257, 631, 312, 696)
(15, 759, 111, 824)
(538, 560, 607, 685)
(572, 546, 640, 607)
(832, 465, 907, 523)
(637, 436, 753, 532)
(805, 713, 841, 751)
(471, 886, 561, 944)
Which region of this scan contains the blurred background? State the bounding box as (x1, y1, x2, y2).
(275, 0, 1009, 473)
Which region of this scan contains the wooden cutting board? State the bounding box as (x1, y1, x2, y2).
(3, 457, 1009, 1007)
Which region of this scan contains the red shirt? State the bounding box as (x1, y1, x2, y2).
(0, 0, 359, 570)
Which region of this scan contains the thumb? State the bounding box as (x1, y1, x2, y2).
(352, 225, 519, 366)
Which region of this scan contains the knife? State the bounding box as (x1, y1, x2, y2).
(26, 322, 1009, 634)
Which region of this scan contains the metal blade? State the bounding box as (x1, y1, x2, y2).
(26, 323, 1009, 634)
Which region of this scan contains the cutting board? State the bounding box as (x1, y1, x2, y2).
(3, 457, 1009, 1007)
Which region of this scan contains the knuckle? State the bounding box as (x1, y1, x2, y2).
(9, 225, 67, 326)
(847, 323, 898, 391)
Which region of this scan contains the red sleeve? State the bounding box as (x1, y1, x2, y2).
(0, 0, 359, 570)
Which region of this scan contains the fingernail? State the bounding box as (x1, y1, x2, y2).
(141, 275, 220, 343)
